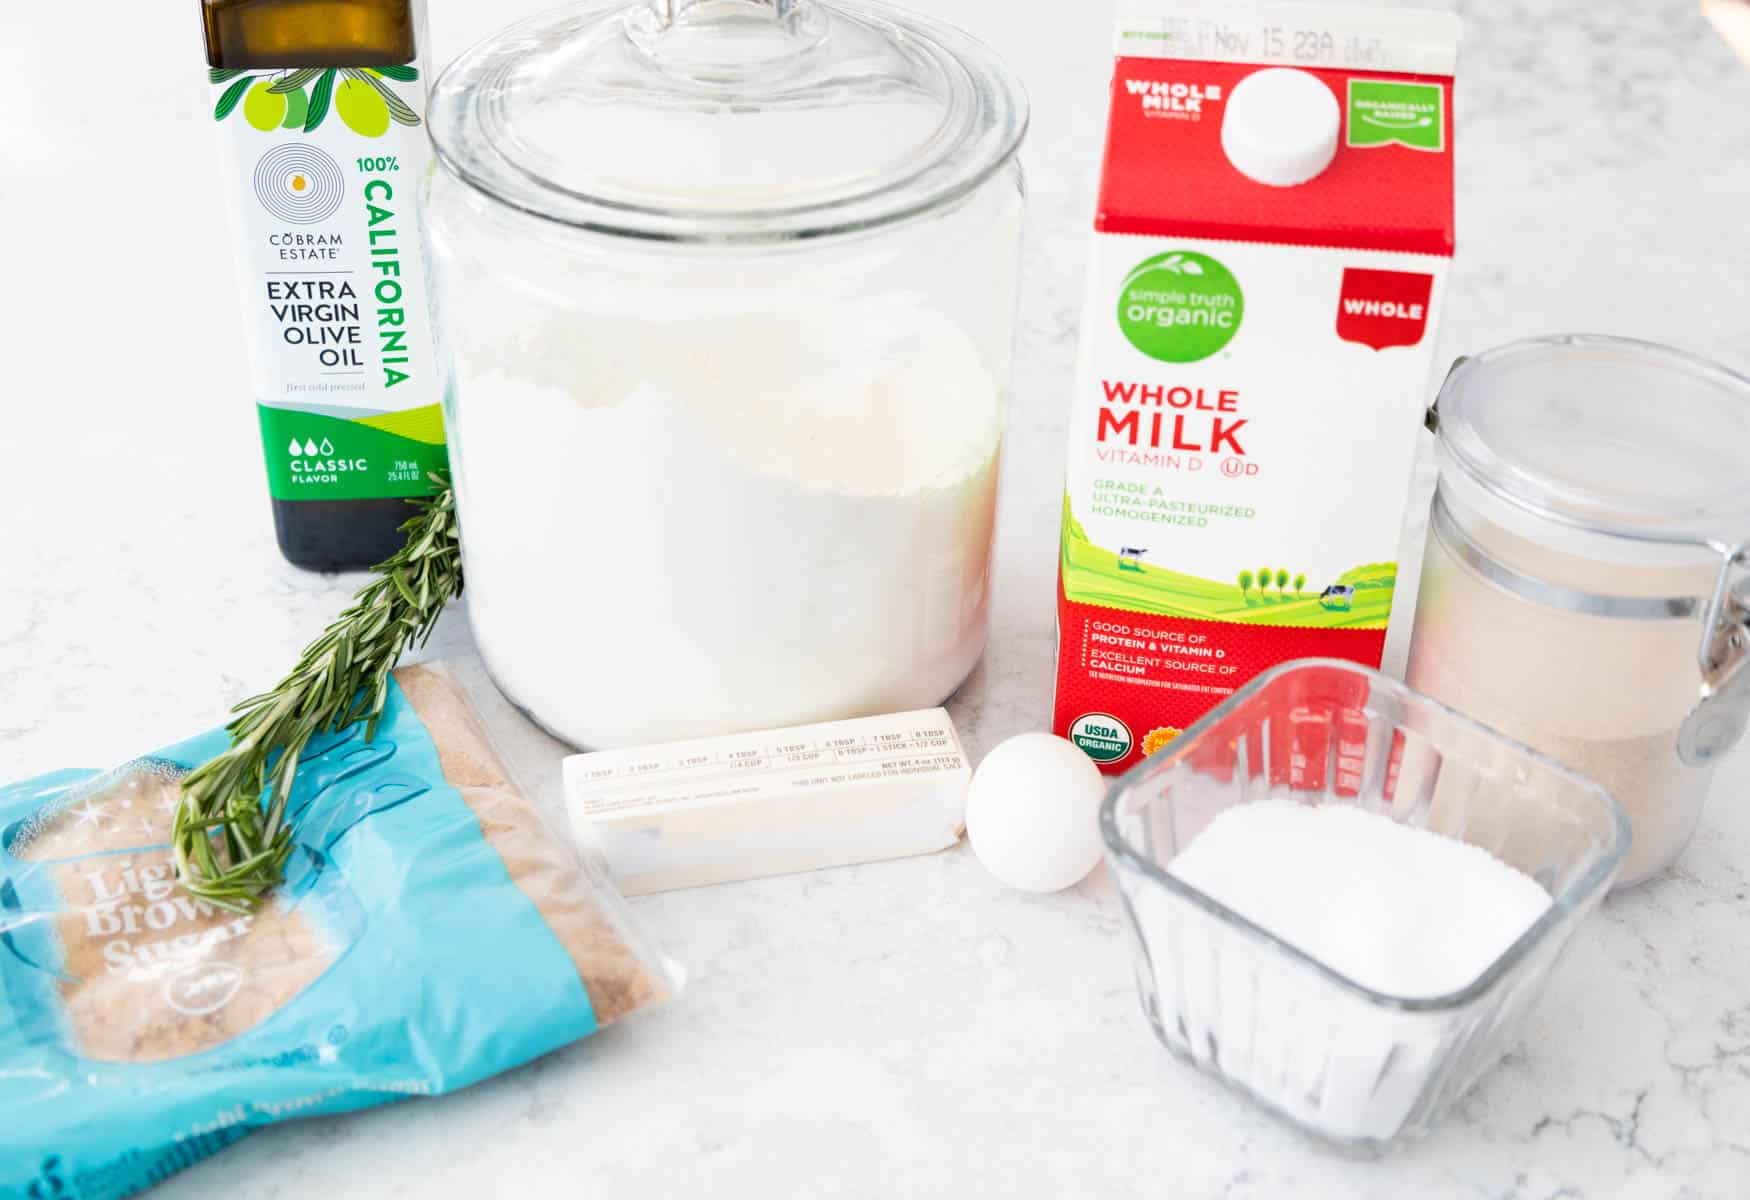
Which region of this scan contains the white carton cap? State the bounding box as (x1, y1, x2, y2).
(1220, 67, 1340, 188)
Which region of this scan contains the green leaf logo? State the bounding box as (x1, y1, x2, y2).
(1346, 80, 1444, 152)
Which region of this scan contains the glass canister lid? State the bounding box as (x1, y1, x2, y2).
(1430, 335, 1750, 766)
(1435, 334, 1750, 555)
(428, 0, 1027, 242)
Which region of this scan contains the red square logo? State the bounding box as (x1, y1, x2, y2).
(1336, 268, 1434, 350)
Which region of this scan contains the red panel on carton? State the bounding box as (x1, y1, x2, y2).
(1054, 589, 1389, 777)
(1096, 58, 1454, 256)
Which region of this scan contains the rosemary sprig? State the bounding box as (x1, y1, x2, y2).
(173, 477, 464, 910)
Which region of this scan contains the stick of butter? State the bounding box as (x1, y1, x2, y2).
(562, 709, 971, 894)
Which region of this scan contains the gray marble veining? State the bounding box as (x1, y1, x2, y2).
(4, 0, 1750, 1195)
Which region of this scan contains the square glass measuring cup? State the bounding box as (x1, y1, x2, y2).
(1100, 660, 1629, 1151)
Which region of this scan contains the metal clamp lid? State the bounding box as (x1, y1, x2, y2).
(1679, 547, 1750, 765)
(1435, 348, 1750, 776)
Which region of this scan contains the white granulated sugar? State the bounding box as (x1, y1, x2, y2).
(450, 294, 1002, 749)
(1141, 800, 1558, 1142)
(1168, 801, 1551, 999)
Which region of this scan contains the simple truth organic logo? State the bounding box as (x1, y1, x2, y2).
(1117, 251, 1244, 363)
(210, 64, 420, 137)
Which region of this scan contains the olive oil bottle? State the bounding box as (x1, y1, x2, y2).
(203, 0, 447, 570)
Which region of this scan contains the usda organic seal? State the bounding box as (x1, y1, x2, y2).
(1069, 713, 1132, 764)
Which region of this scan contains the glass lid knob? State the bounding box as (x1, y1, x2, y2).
(627, 0, 827, 80)
(648, 0, 804, 22)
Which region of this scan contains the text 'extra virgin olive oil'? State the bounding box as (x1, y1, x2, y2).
(203, 0, 447, 571)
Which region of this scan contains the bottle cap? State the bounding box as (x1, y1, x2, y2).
(1220, 67, 1339, 188)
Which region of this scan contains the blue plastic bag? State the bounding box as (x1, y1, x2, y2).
(1, 663, 674, 1197)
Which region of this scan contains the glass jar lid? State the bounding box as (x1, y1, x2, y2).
(428, 0, 1028, 243)
(1435, 334, 1750, 558)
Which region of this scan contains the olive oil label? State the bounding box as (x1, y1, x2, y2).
(210, 63, 447, 502)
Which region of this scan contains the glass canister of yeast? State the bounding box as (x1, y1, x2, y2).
(422, 0, 1027, 750)
(1408, 335, 1750, 886)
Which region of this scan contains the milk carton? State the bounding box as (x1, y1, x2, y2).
(1054, 3, 1459, 771)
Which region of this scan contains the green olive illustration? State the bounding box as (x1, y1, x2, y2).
(335, 80, 390, 137)
(243, 80, 288, 131)
(280, 87, 310, 130)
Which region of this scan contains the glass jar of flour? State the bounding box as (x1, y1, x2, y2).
(424, 0, 1026, 748)
(1409, 336, 1750, 886)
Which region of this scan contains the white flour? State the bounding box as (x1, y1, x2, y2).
(448, 295, 1003, 749)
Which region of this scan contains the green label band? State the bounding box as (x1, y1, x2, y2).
(258, 403, 448, 501)
(1346, 80, 1445, 152)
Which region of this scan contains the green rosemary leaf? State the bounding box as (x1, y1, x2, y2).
(391, 569, 419, 608)
(173, 478, 463, 908)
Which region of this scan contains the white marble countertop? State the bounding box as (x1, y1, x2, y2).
(6, 0, 1750, 1196)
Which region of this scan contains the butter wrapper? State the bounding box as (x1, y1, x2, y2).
(563, 709, 970, 893)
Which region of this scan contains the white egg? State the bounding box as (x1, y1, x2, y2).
(966, 732, 1109, 892)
